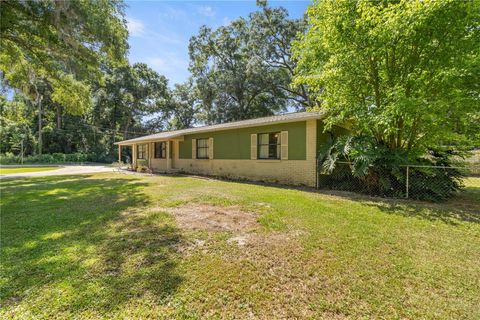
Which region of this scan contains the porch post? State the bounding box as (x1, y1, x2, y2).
(118, 145, 121, 163)
(147, 143, 150, 169)
(166, 140, 171, 172)
(132, 144, 136, 170)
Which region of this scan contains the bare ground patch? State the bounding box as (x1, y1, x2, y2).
(167, 203, 259, 233)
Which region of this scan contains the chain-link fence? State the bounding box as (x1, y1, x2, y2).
(316, 160, 480, 202)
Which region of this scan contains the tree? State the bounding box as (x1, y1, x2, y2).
(190, 21, 288, 124)
(293, 0, 480, 155)
(93, 63, 169, 145)
(0, 94, 36, 156)
(250, 1, 312, 109)
(189, 1, 307, 124)
(0, 0, 128, 114)
(166, 79, 200, 130)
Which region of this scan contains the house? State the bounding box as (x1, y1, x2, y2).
(115, 111, 348, 187)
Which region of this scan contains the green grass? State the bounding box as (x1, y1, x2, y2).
(1, 173, 479, 319)
(0, 166, 62, 174)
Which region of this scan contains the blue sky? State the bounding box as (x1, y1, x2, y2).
(125, 0, 311, 86)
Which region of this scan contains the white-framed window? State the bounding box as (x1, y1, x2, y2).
(154, 142, 166, 159)
(258, 132, 281, 159)
(137, 144, 146, 159)
(196, 138, 209, 159)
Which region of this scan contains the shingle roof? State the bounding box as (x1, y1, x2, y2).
(115, 111, 324, 145)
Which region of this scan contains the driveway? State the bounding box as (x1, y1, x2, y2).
(0, 165, 116, 179)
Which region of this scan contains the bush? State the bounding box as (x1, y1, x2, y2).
(318, 137, 464, 202)
(0, 152, 16, 165)
(136, 165, 148, 173)
(0, 152, 112, 165)
(135, 159, 151, 173)
(52, 153, 66, 163)
(319, 160, 463, 202)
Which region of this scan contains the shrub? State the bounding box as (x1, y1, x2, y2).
(0, 152, 112, 165)
(52, 153, 66, 162)
(0, 153, 16, 165)
(136, 165, 148, 173)
(135, 159, 151, 173)
(318, 137, 464, 202)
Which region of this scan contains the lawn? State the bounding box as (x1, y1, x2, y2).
(0, 166, 62, 174)
(1, 173, 479, 319)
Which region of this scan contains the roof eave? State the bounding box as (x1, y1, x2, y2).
(115, 112, 324, 145)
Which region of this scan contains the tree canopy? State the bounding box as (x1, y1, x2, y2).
(189, 2, 307, 124)
(166, 79, 200, 130)
(0, 0, 129, 114)
(293, 0, 480, 154)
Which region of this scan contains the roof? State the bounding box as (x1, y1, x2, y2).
(115, 111, 324, 145)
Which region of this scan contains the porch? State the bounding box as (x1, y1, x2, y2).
(116, 138, 183, 173)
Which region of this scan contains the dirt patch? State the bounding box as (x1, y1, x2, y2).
(167, 204, 258, 232)
(226, 230, 305, 247)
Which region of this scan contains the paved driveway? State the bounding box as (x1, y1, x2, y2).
(0, 165, 116, 179)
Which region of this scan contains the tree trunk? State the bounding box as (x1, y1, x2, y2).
(124, 119, 130, 140)
(56, 104, 62, 129)
(37, 95, 43, 155)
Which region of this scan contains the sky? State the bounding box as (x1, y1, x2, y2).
(125, 0, 311, 86)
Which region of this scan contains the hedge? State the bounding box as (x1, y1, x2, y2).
(0, 152, 115, 165)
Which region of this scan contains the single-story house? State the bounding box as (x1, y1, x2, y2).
(115, 111, 348, 187)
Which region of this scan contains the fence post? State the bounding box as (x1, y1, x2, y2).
(405, 165, 409, 199)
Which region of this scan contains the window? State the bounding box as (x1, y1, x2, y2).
(154, 142, 166, 159)
(137, 144, 146, 159)
(196, 138, 209, 159)
(258, 132, 281, 159)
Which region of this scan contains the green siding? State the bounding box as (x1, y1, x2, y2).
(316, 120, 351, 157)
(179, 121, 307, 160)
(179, 139, 192, 159)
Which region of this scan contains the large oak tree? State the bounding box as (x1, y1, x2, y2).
(0, 0, 129, 114)
(189, 1, 307, 124)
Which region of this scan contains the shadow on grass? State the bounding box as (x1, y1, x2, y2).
(313, 179, 480, 225)
(182, 173, 480, 225)
(0, 175, 184, 314)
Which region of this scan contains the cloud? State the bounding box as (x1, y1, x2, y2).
(127, 15, 182, 45)
(153, 31, 184, 45)
(160, 6, 187, 20)
(126, 17, 145, 37)
(145, 54, 189, 76)
(222, 17, 231, 26)
(197, 5, 216, 17)
(144, 54, 191, 86)
(145, 57, 169, 71)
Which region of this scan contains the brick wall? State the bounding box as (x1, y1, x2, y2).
(170, 120, 318, 187)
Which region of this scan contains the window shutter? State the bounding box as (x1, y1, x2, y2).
(209, 137, 214, 159)
(281, 131, 288, 160)
(192, 138, 196, 159)
(250, 134, 257, 160)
